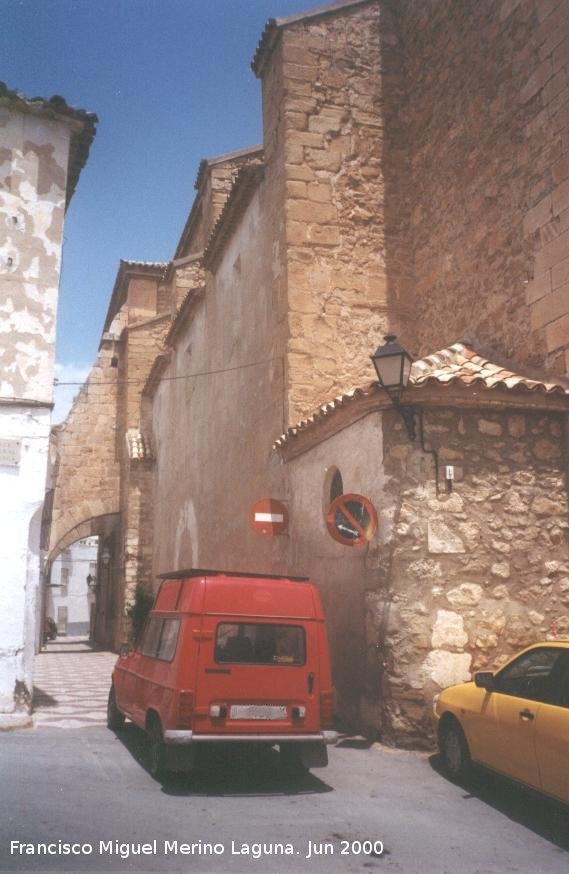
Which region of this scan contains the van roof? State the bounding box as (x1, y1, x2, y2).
(153, 573, 322, 618)
(156, 568, 309, 582)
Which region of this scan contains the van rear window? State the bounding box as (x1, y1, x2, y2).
(215, 623, 305, 666)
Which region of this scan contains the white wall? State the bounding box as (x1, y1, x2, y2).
(0, 405, 50, 719)
(48, 537, 97, 635)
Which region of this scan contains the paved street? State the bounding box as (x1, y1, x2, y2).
(0, 639, 565, 873)
(1, 725, 568, 874)
(33, 638, 116, 728)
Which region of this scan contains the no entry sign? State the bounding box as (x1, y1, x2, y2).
(326, 494, 378, 546)
(250, 499, 289, 537)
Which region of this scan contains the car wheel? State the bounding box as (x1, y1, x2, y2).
(147, 717, 167, 779)
(440, 719, 472, 781)
(106, 686, 125, 731)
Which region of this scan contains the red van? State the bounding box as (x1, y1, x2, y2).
(107, 570, 338, 777)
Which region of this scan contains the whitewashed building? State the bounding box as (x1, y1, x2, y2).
(0, 83, 95, 726)
(46, 537, 98, 638)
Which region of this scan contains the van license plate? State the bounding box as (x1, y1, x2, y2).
(229, 705, 287, 720)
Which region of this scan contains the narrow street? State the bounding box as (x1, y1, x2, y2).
(0, 643, 567, 874)
(33, 638, 116, 729)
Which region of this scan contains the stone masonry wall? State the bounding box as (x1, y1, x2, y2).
(260, 1, 413, 423)
(48, 340, 121, 558)
(400, 0, 569, 374)
(119, 312, 171, 638)
(379, 403, 569, 746)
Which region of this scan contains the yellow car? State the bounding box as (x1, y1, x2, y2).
(434, 641, 569, 806)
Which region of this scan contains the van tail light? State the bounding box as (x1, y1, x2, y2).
(320, 691, 334, 729)
(177, 690, 194, 728)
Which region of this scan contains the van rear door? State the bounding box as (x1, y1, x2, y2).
(192, 616, 320, 735)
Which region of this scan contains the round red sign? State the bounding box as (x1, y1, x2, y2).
(250, 499, 289, 537)
(326, 493, 378, 547)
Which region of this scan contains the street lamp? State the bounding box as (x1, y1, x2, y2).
(370, 335, 417, 440)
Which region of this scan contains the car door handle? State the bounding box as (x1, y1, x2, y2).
(308, 672, 315, 694)
(519, 708, 534, 720)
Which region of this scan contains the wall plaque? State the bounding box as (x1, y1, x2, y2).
(0, 439, 21, 468)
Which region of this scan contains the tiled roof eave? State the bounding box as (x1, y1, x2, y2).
(274, 349, 569, 457)
(0, 82, 97, 209)
(203, 163, 265, 272)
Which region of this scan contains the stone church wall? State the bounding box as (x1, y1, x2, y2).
(400, 0, 569, 373)
(257, 0, 413, 423)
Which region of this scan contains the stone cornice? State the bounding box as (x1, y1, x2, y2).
(251, 0, 377, 78)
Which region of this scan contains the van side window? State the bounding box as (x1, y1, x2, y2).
(139, 617, 180, 661)
(157, 619, 180, 662)
(139, 617, 162, 657)
(215, 623, 305, 666)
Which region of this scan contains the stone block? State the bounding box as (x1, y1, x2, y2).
(491, 562, 511, 579)
(287, 199, 337, 224)
(507, 414, 526, 437)
(523, 194, 552, 237)
(305, 147, 343, 172)
(478, 419, 502, 436)
(552, 254, 569, 288)
(307, 182, 333, 203)
(427, 520, 465, 554)
(545, 311, 569, 352)
(287, 129, 326, 148)
(446, 583, 483, 607)
(534, 226, 569, 274)
(421, 650, 472, 689)
(308, 224, 341, 246)
(533, 436, 562, 459)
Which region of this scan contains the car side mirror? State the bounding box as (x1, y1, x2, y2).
(474, 671, 496, 691)
(119, 642, 133, 658)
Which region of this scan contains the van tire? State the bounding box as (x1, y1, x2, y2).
(107, 686, 125, 731)
(279, 743, 307, 775)
(147, 717, 167, 779)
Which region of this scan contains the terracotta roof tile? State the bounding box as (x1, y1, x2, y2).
(274, 341, 569, 450)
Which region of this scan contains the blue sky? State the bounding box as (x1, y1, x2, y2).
(3, 0, 312, 419)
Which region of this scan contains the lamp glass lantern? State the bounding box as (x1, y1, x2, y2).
(370, 334, 413, 392)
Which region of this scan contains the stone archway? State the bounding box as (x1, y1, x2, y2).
(45, 512, 121, 650)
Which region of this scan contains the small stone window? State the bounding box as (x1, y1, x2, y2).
(330, 469, 344, 502)
(323, 466, 344, 516)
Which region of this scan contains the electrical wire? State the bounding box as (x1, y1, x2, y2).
(53, 355, 279, 388)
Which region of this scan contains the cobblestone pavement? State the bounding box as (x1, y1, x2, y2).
(33, 637, 117, 729)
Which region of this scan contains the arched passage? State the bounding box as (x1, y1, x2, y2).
(45, 513, 121, 650)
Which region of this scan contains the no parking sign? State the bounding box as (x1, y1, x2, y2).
(326, 494, 378, 546)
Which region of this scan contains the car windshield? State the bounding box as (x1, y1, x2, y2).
(215, 623, 305, 666)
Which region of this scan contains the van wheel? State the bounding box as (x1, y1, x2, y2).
(440, 719, 472, 782)
(107, 686, 125, 731)
(147, 718, 167, 779)
(279, 744, 307, 775)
